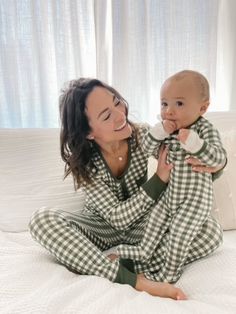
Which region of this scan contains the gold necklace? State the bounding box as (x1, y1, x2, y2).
(101, 143, 127, 162)
(103, 151, 124, 162)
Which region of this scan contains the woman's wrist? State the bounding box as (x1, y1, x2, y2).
(156, 170, 169, 183)
(142, 173, 167, 201)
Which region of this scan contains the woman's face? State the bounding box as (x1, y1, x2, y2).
(85, 87, 132, 145)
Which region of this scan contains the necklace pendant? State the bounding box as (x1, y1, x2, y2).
(118, 156, 123, 161)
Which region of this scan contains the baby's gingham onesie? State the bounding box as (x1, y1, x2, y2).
(116, 117, 227, 282)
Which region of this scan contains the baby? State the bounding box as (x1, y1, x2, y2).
(111, 70, 227, 283)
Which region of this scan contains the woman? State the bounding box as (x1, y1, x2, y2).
(29, 78, 222, 300)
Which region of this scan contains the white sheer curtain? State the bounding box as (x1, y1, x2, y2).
(0, 0, 235, 127)
(215, 0, 236, 112)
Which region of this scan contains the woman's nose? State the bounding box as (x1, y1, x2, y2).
(114, 107, 125, 121)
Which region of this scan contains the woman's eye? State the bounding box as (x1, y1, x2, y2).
(176, 101, 183, 106)
(114, 99, 121, 106)
(103, 114, 111, 121)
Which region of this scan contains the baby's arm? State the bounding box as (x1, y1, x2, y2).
(178, 124, 227, 167)
(142, 120, 177, 157)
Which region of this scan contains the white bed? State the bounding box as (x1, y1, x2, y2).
(0, 229, 235, 314)
(0, 112, 236, 314)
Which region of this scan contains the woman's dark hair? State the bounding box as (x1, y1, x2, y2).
(59, 78, 138, 189)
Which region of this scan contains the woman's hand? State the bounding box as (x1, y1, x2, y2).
(156, 145, 173, 183)
(185, 157, 225, 173)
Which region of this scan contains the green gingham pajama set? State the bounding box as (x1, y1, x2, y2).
(116, 117, 226, 283)
(29, 125, 168, 287)
(29, 121, 224, 286)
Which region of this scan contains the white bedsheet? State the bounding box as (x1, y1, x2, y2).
(0, 230, 236, 314)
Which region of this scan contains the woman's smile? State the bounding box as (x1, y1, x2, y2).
(114, 120, 127, 131)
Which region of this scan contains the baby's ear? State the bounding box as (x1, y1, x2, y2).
(200, 101, 210, 115)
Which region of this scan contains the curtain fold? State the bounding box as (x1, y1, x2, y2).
(0, 0, 235, 128)
(215, 0, 236, 112)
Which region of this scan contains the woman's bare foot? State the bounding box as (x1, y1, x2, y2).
(135, 273, 187, 300)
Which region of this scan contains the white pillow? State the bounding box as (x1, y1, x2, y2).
(206, 112, 236, 230)
(148, 111, 236, 230)
(211, 129, 236, 230)
(0, 129, 85, 232)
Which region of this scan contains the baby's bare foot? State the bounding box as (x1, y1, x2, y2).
(107, 253, 119, 261)
(135, 274, 187, 300)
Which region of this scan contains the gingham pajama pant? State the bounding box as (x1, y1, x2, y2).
(29, 206, 148, 283)
(29, 199, 222, 284)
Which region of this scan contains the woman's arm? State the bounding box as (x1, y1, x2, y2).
(85, 147, 171, 231)
(185, 156, 227, 180)
(155, 145, 173, 182)
(85, 176, 164, 231)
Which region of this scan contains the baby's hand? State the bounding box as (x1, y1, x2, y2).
(162, 120, 177, 134)
(178, 129, 190, 144)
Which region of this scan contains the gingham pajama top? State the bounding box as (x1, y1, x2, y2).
(116, 117, 227, 282)
(83, 125, 166, 231)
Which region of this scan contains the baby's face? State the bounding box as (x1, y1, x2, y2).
(160, 77, 208, 129)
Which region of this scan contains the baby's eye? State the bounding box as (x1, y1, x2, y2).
(176, 101, 183, 106)
(161, 102, 168, 107)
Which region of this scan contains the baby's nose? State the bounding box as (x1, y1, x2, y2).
(166, 107, 174, 114)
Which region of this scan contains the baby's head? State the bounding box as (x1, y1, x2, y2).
(160, 70, 210, 129)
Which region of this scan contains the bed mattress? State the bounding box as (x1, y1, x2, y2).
(0, 230, 236, 314)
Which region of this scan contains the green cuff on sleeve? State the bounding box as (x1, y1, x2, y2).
(141, 174, 167, 201)
(212, 157, 228, 181)
(191, 140, 207, 156)
(120, 258, 135, 273)
(114, 261, 137, 287)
